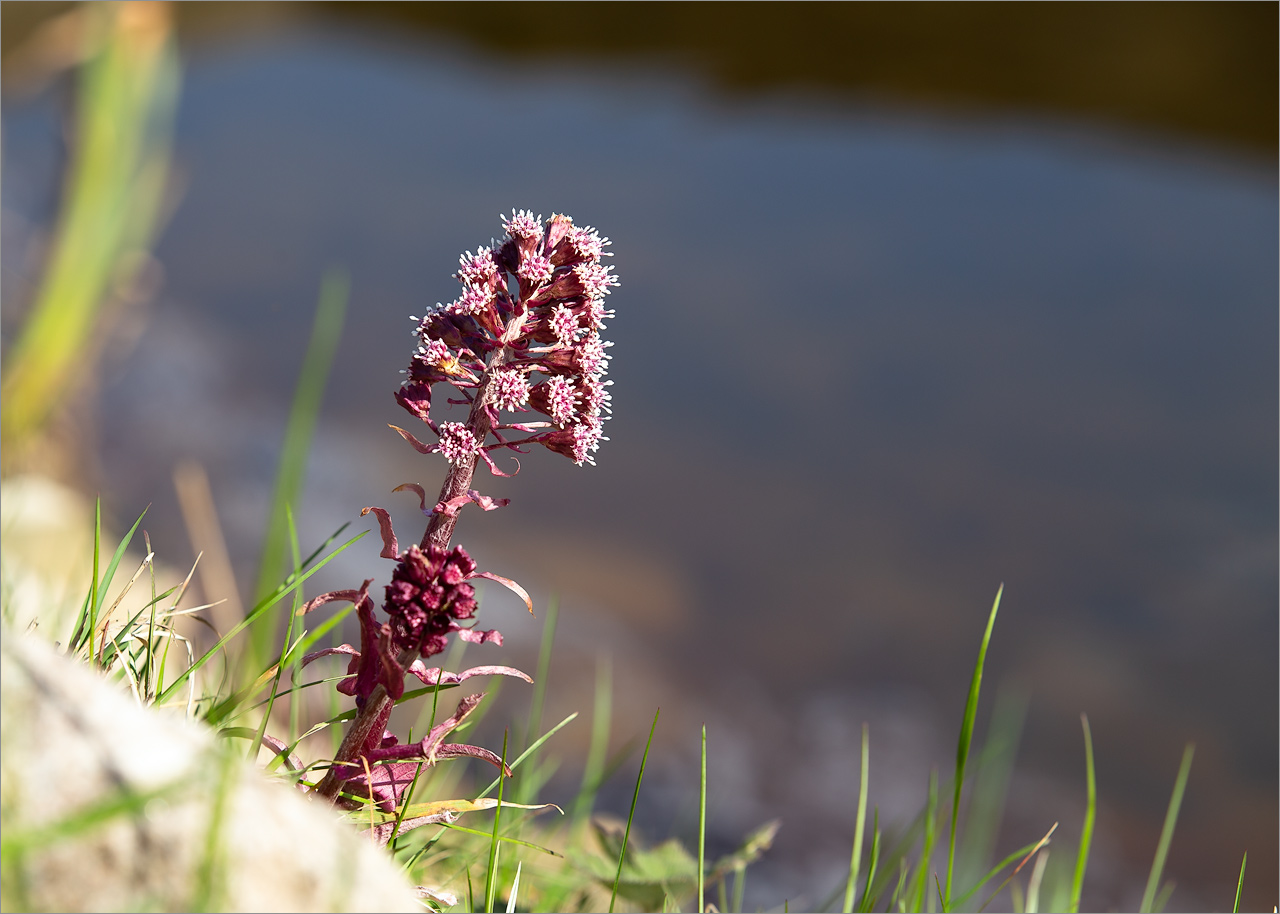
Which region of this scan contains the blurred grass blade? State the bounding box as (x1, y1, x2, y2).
(1, 2, 179, 463)
(1140, 744, 1194, 913)
(1025, 849, 1049, 914)
(73, 504, 148, 659)
(248, 268, 348, 670)
(610, 708, 660, 913)
(572, 653, 612, 823)
(843, 721, 870, 913)
(958, 687, 1027, 885)
(523, 595, 559, 756)
(249, 505, 303, 761)
(1069, 713, 1096, 912)
(912, 768, 940, 912)
(506, 861, 522, 914)
(698, 724, 707, 914)
(1232, 851, 1246, 913)
(484, 731, 509, 914)
(975, 822, 1057, 913)
(856, 810, 880, 913)
(951, 838, 1050, 909)
(155, 528, 365, 705)
(946, 583, 1003, 908)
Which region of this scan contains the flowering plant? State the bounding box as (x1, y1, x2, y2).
(291, 211, 617, 841)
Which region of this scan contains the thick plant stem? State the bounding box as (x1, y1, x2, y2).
(313, 647, 417, 800)
(421, 360, 500, 551)
(314, 686, 392, 800)
(320, 365, 501, 799)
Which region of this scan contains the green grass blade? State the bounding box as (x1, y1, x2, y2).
(572, 653, 612, 824)
(522, 596, 558, 754)
(857, 811, 881, 912)
(433, 823, 562, 857)
(1151, 880, 1175, 913)
(732, 864, 747, 914)
(249, 268, 348, 669)
(0, 3, 178, 458)
(950, 839, 1045, 909)
(69, 498, 103, 653)
(506, 861, 522, 914)
(0, 779, 181, 855)
(1231, 851, 1246, 913)
(485, 731, 510, 914)
(1069, 714, 1096, 912)
(946, 584, 1003, 909)
(1024, 849, 1048, 914)
(1139, 743, 1194, 913)
(957, 688, 1027, 886)
(249, 506, 303, 760)
(610, 707, 660, 913)
(155, 528, 365, 705)
(912, 768, 940, 912)
(973, 823, 1057, 913)
(844, 721, 870, 913)
(475, 713, 579, 801)
(698, 724, 707, 914)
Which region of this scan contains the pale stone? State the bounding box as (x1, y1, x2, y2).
(0, 633, 421, 913)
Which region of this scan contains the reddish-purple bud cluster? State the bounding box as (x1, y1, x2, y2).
(383, 544, 479, 657)
(400, 210, 617, 467)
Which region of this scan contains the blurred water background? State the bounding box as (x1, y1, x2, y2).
(2, 3, 1275, 910)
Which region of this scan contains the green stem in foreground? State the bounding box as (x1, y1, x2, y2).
(1139, 743, 1194, 913)
(946, 584, 1003, 908)
(698, 725, 707, 914)
(843, 723, 870, 913)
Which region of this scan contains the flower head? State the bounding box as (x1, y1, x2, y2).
(397, 211, 618, 469)
(383, 544, 479, 657)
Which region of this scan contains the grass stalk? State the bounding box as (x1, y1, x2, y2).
(610, 708, 660, 913)
(485, 731, 510, 914)
(572, 653, 613, 824)
(698, 724, 707, 914)
(1069, 713, 1096, 912)
(1024, 849, 1049, 914)
(523, 595, 559, 756)
(1139, 743, 1194, 913)
(844, 721, 870, 913)
(913, 768, 939, 912)
(856, 811, 881, 912)
(946, 584, 1003, 909)
(249, 268, 348, 671)
(1231, 851, 1246, 913)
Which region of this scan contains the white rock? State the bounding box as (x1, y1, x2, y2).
(0, 633, 422, 913)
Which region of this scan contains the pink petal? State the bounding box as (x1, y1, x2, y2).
(297, 582, 374, 616)
(468, 570, 534, 614)
(389, 424, 438, 455)
(456, 627, 503, 646)
(359, 506, 400, 560)
(406, 662, 533, 688)
(300, 644, 359, 669)
(393, 482, 431, 514)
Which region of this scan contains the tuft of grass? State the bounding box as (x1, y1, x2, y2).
(1139, 743, 1194, 913)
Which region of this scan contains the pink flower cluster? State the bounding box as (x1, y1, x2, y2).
(396, 210, 617, 467)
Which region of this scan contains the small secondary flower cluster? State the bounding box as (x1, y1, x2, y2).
(396, 210, 618, 468)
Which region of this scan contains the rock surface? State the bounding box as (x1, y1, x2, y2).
(0, 633, 422, 913)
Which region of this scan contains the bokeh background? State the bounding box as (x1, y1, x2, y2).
(3, 3, 1275, 910)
